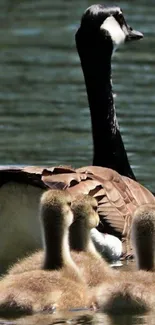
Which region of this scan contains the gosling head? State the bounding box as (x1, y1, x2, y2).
(76, 4, 143, 55)
(40, 189, 75, 270)
(40, 189, 73, 229)
(69, 194, 99, 253)
(72, 194, 99, 229)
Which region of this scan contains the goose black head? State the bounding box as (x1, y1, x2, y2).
(76, 4, 143, 55)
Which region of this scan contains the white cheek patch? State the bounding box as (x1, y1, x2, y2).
(100, 16, 126, 50)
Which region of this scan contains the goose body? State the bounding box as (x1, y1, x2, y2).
(0, 189, 94, 314)
(0, 5, 148, 273)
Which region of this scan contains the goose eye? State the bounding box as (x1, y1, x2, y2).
(115, 13, 124, 26)
(128, 25, 133, 31)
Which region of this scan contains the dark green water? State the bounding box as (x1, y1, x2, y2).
(0, 0, 155, 192)
(0, 0, 155, 323)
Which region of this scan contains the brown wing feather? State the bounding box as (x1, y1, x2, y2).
(122, 176, 155, 204)
(0, 165, 154, 257)
(80, 167, 155, 256)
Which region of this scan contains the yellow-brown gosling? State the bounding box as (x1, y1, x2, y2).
(0, 189, 94, 314)
(94, 204, 155, 314)
(131, 204, 155, 271)
(70, 195, 113, 287)
(8, 194, 113, 288)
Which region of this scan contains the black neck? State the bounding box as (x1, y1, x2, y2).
(76, 29, 136, 180)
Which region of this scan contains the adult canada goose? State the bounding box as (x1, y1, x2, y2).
(0, 5, 149, 273)
(94, 204, 155, 314)
(0, 189, 94, 314)
(8, 194, 113, 288)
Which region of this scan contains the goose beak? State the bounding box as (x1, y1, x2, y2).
(125, 26, 143, 42)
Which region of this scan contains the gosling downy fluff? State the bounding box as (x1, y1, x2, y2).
(0, 189, 93, 314)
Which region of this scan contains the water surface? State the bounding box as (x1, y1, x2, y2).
(0, 0, 155, 191)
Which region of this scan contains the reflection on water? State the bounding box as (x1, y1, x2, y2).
(1, 309, 155, 325)
(0, 0, 155, 191)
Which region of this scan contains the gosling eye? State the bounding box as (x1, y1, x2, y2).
(67, 201, 72, 207)
(93, 205, 98, 212)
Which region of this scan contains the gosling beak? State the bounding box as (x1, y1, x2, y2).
(125, 25, 143, 42)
